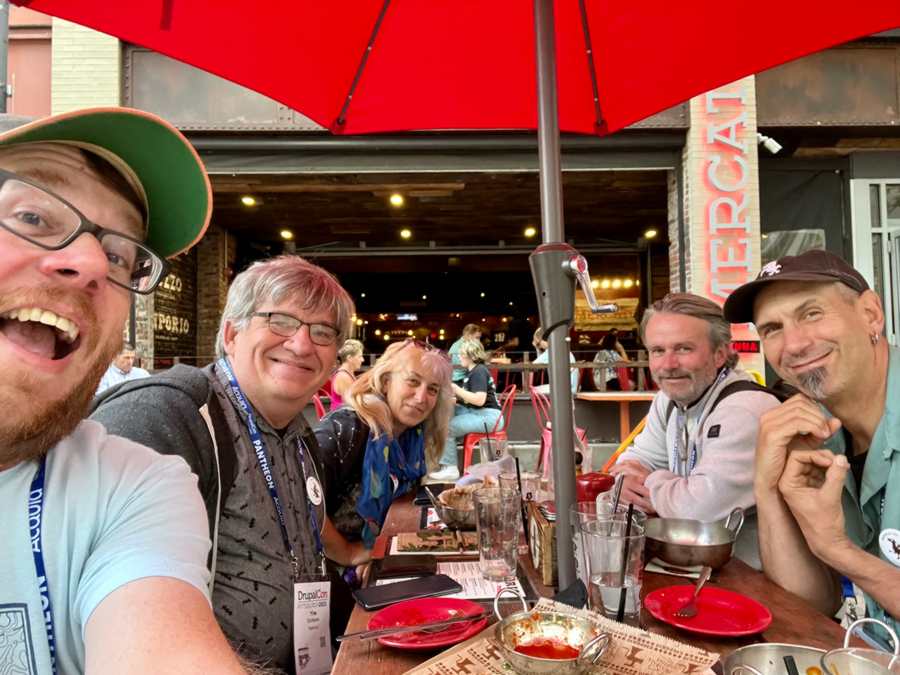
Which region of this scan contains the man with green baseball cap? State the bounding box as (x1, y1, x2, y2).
(0, 107, 251, 673)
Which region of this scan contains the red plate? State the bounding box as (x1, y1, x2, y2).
(367, 597, 489, 650)
(643, 585, 772, 637)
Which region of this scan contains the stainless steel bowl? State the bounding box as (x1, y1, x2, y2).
(492, 589, 609, 675)
(723, 643, 826, 675)
(436, 491, 476, 530)
(644, 508, 744, 570)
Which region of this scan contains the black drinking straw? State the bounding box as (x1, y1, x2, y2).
(514, 455, 530, 551)
(616, 502, 636, 623)
(482, 423, 493, 460)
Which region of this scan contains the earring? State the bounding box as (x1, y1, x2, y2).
(871, 333, 881, 346)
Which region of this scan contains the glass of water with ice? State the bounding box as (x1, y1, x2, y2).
(581, 516, 645, 626)
(473, 487, 521, 582)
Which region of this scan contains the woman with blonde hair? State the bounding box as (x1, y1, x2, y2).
(314, 339, 454, 548)
(330, 338, 364, 411)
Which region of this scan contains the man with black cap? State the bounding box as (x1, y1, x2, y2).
(0, 108, 247, 673)
(724, 249, 899, 647)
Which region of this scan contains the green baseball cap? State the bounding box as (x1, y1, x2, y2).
(0, 106, 211, 258)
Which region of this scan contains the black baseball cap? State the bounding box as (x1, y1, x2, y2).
(723, 249, 869, 323)
(0, 107, 211, 258)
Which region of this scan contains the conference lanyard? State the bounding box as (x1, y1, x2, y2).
(29, 456, 58, 675)
(217, 358, 325, 579)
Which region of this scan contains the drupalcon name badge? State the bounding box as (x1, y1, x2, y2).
(293, 580, 332, 674)
(879, 528, 900, 567)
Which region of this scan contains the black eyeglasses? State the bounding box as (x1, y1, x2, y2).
(253, 311, 340, 346)
(0, 169, 166, 294)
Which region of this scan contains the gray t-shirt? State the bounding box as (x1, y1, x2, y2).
(91, 363, 326, 673)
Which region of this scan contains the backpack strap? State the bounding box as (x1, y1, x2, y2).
(665, 379, 785, 422)
(200, 374, 239, 592)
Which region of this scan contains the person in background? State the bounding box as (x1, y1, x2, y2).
(315, 339, 453, 547)
(96, 345, 150, 394)
(724, 249, 900, 648)
(531, 326, 579, 394)
(430, 339, 502, 481)
(92, 255, 368, 672)
(611, 293, 781, 568)
(593, 331, 630, 391)
(448, 323, 482, 383)
(330, 338, 364, 411)
(0, 107, 248, 673)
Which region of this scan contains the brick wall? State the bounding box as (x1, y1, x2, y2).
(195, 224, 236, 365)
(51, 18, 120, 113)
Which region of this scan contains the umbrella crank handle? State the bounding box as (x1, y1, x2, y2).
(565, 254, 618, 314)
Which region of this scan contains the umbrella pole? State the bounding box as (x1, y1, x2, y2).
(533, 0, 577, 589)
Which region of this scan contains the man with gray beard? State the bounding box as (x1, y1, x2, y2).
(610, 293, 781, 568)
(0, 108, 249, 673)
(725, 249, 899, 648)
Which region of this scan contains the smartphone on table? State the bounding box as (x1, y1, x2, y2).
(352, 574, 461, 611)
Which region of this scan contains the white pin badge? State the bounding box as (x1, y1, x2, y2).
(879, 528, 900, 567)
(306, 476, 323, 507)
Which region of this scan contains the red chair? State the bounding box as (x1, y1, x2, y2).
(530, 388, 589, 478)
(461, 384, 517, 473)
(312, 394, 326, 419)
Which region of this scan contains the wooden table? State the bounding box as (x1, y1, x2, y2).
(333, 495, 853, 673)
(576, 391, 656, 442)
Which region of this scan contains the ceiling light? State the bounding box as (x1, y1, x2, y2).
(524, 226, 537, 238)
(361, 292, 366, 298)
(356, 318, 364, 326)
(623, 279, 634, 289)
(374, 329, 382, 336)
(422, 295, 427, 300)
(480, 292, 485, 298)
(508, 301, 514, 306)
(502, 317, 508, 323)
(279, 229, 294, 240)
(481, 318, 486, 322)
(240, 195, 257, 207)
(364, 320, 369, 325)
(644, 228, 658, 240)
(383, 334, 390, 341)
(600, 279, 611, 289)
(612, 279, 622, 289)
(390, 193, 405, 207)
(400, 228, 412, 239)
(407, 329, 414, 336)
(591, 279, 600, 289)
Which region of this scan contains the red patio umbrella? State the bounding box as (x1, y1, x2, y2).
(15, 1, 900, 137)
(18, 0, 900, 586)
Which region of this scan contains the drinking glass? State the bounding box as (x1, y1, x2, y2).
(472, 487, 521, 581)
(581, 516, 645, 626)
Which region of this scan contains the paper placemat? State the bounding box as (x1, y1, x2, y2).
(389, 532, 479, 556)
(375, 560, 526, 600)
(403, 597, 719, 675)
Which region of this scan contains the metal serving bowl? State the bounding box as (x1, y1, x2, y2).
(435, 490, 476, 530)
(644, 507, 744, 570)
(723, 643, 826, 675)
(492, 589, 609, 675)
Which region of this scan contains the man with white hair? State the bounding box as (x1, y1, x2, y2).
(0, 107, 247, 673)
(93, 255, 369, 673)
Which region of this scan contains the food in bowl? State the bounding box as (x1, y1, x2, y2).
(438, 484, 479, 510)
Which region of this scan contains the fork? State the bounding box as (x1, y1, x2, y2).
(673, 566, 712, 618)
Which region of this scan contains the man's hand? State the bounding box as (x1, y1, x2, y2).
(754, 394, 842, 495)
(609, 460, 655, 514)
(779, 449, 851, 561)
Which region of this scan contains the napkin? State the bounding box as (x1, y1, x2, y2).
(646, 558, 706, 579)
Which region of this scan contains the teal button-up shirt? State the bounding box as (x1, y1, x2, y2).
(827, 345, 900, 647)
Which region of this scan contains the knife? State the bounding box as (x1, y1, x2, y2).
(336, 610, 490, 642)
